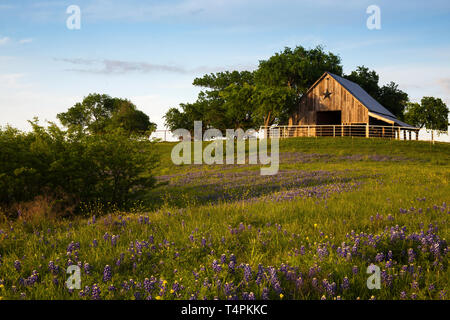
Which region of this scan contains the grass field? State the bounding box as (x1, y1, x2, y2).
(0, 137, 449, 300)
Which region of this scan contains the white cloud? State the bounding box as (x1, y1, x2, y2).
(19, 38, 33, 44)
(0, 73, 28, 89)
(0, 37, 10, 45)
(55, 57, 254, 75)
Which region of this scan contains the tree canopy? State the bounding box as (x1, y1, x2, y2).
(404, 97, 449, 131)
(57, 93, 156, 136)
(344, 66, 409, 119)
(164, 45, 344, 131)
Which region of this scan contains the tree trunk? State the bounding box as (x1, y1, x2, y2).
(264, 111, 271, 138)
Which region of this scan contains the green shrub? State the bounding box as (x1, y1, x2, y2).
(0, 121, 158, 216)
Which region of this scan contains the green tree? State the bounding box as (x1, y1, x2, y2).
(377, 82, 409, 119)
(252, 85, 298, 128)
(345, 65, 380, 98)
(219, 82, 256, 130)
(193, 70, 254, 90)
(255, 45, 343, 94)
(254, 45, 342, 127)
(57, 93, 156, 136)
(165, 71, 256, 133)
(85, 129, 158, 205)
(404, 97, 449, 131)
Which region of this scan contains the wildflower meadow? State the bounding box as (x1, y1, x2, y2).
(0, 137, 449, 300)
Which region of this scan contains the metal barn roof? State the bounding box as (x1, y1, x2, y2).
(326, 72, 414, 128)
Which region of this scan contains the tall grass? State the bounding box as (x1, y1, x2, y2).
(0, 137, 448, 300)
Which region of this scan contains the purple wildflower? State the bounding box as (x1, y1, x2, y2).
(91, 284, 101, 300)
(14, 260, 21, 272)
(103, 265, 112, 282)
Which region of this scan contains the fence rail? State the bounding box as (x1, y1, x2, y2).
(260, 124, 419, 140)
(150, 126, 450, 143)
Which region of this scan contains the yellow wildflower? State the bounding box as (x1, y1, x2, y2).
(156, 296, 162, 300)
(279, 293, 284, 299)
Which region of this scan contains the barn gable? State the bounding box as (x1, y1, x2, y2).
(289, 72, 414, 128)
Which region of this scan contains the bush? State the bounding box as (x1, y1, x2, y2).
(0, 121, 158, 216)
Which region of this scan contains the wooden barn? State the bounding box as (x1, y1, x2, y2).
(284, 72, 418, 139)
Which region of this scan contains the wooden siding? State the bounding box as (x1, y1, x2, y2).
(289, 73, 369, 126)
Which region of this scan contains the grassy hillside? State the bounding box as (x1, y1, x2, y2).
(0, 137, 449, 300)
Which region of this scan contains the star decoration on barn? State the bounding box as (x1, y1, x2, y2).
(323, 89, 332, 99)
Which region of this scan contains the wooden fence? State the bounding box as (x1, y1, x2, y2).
(260, 125, 420, 140)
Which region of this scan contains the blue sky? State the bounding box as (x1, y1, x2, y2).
(1, 0, 450, 130)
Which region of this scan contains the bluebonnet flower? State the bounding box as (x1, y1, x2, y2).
(91, 284, 101, 300)
(23, 270, 39, 286)
(212, 260, 222, 273)
(256, 264, 265, 285)
(243, 264, 252, 282)
(14, 260, 21, 272)
(341, 277, 350, 290)
(67, 241, 80, 253)
(352, 266, 358, 275)
(84, 262, 91, 275)
(48, 261, 59, 275)
(228, 261, 235, 273)
(300, 246, 306, 255)
(103, 265, 112, 282)
(111, 235, 119, 246)
(375, 252, 384, 262)
(407, 248, 415, 263)
(262, 287, 269, 300)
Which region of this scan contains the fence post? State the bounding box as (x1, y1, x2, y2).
(333, 125, 335, 137)
(366, 123, 369, 138)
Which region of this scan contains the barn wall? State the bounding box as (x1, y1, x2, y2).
(289, 74, 369, 126)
